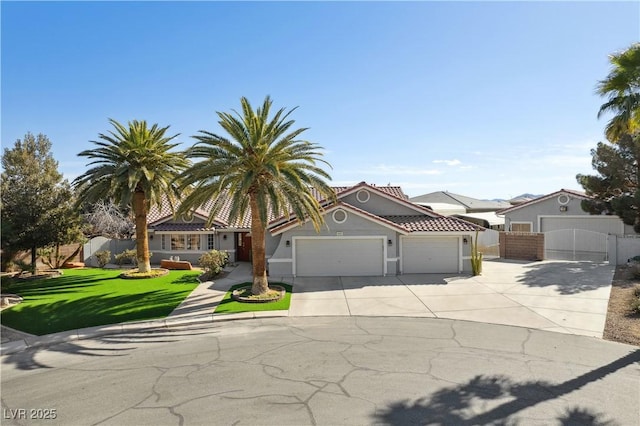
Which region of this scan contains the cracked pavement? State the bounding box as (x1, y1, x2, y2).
(1, 317, 639, 425)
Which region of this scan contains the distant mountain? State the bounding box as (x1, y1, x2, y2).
(488, 193, 543, 203)
(513, 193, 543, 200)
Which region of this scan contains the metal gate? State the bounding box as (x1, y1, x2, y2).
(544, 229, 609, 261)
(477, 229, 500, 259)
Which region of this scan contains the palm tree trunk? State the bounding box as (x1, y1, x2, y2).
(249, 192, 269, 295)
(133, 189, 152, 273)
(30, 244, 37, 274)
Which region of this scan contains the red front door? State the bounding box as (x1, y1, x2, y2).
(236, 232, 252, 262)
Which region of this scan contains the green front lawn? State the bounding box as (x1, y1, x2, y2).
(214, 283, 293, 314)
(1, 268, 199, 335)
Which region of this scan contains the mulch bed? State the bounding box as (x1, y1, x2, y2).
(603, 265, 640, 346)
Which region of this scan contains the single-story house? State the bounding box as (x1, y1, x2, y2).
(146, 182, 481, 276)
(499, 188, 631, 235)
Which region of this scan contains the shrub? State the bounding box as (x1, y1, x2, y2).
(629, 262, 640, 279)
(631, 285, 640, 314)
(10, 259, 30, 273)
(199, 250, 228, 278)
(115, 249, 137, 266)
(95, 250, 111, 268)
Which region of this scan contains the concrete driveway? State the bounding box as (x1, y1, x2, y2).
(0, 259, 617, 355)
(273, 259, 615, 338)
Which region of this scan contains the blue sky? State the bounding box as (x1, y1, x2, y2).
(2, 1, 638, 200)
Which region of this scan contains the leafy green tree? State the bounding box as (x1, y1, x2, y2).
(577, 132, 640, 232)
(178, 96, 334, 295)
(597, 43, 640, 142)
(73, 119, 189, 273)
(1, 133, 83, 271)
(38, 181, 86, 268)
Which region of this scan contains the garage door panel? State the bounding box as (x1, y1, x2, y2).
(402, 237, 459, 273)
(295, 238, 384, 276)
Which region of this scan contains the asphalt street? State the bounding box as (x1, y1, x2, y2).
(2, 316, 638, 425)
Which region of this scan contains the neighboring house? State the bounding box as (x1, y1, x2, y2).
(410, 191, 510, 230)
(498, 188, 631, 235)
(146, 182, 480, 276)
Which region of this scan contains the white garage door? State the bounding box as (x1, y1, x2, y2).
(402, 237, 459, 273)
(295, 238, 384, 276)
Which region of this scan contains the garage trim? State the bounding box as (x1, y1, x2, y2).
(292, 236, 387, 276)
(399, 235, 462, 274)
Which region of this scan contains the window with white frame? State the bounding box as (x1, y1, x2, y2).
(207, 234, 215, 250)
(187, 234, 201, 250)
(171, 235, 186, 250)
(161, 234, 203, 251)
(510, 222, 532, 232)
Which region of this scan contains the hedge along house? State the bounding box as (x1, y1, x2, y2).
(146, 182, 481, 276)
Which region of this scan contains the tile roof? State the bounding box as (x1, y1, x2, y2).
(333, 183, 408, 200)
(148, 194, 262, 229)
(270, 201, 410, 235)
(148, 182, 409, 230)
(498, 189, 590, 214)
(305, 183, 408, 206)
(146, 182, 478, 234)
(149, 223, 218, 232)
(382, 215, 480, 232)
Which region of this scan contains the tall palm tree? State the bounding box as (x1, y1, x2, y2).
(74, 119, 189, 273)
(178, 96, 334, 295)
(597, 43, 640, 142)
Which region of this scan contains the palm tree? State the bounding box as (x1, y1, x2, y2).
(597, 43, 640, 142)
(73, 119, 189, 273)
(178, 96, 334, 295)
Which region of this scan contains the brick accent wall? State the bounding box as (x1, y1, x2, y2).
(499, 232, 544, 261)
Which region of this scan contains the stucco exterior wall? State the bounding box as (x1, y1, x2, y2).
(340, 191, 418, 216)
(504, 195, 580, 232)
(268, 211, 400, 276)
(504, 193, 625, 235)
(217, 232, 236, 262)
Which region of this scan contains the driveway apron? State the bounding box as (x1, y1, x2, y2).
(286, 260, 615, 337)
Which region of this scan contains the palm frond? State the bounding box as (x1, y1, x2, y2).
(179, 96, 334, 234)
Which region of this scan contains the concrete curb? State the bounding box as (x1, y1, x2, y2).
(1, 310, 291, 356)
(1, 263, 258, 356)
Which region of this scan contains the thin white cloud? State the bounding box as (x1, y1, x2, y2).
(367, 164, 442, 176)
(433, 159, 462, 166)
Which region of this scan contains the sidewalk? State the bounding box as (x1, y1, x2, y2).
(1, 325, 34, 344)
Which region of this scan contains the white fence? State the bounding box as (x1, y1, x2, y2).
(83, 236, 135, 266)
(477, 229, 500, 258)
(544, 229, 609, 261)
(608, 234, 640, 265)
